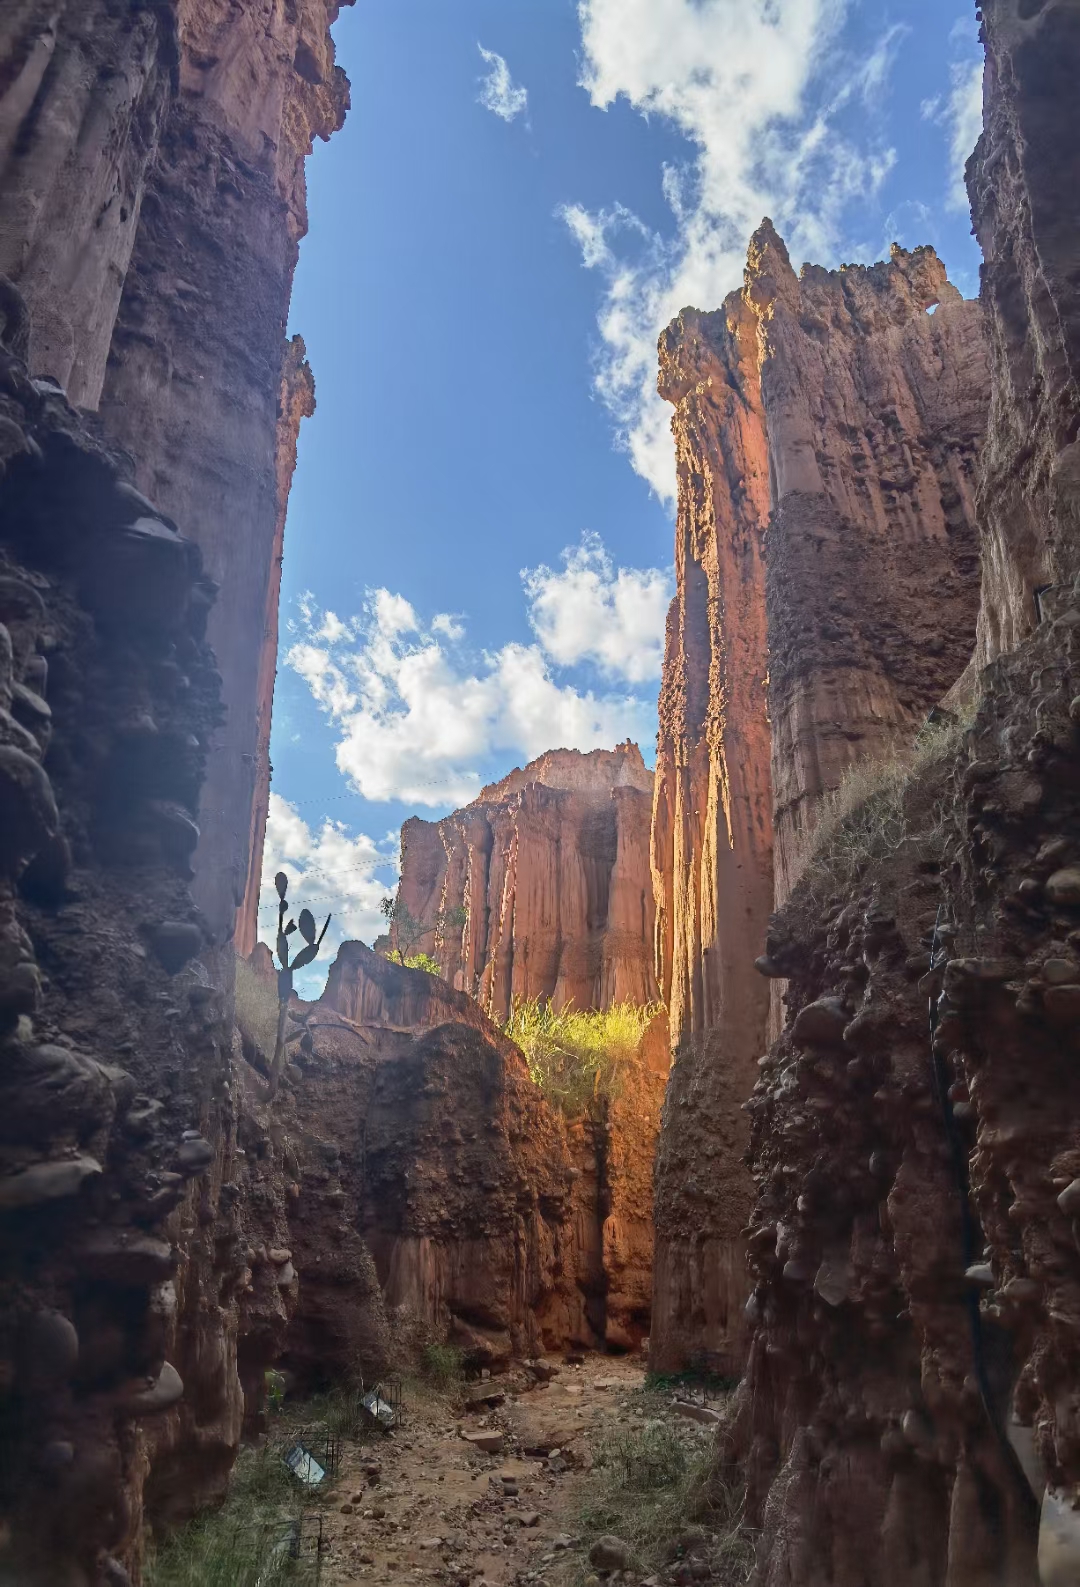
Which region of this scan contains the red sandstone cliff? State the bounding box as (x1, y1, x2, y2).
(969, 0, 1080, 666)
(97, 0, 351, 946)
(394, 744, 658, 1021)
(0, 5, 348, 1580)
(273, 942, 663, 1365)
(721, 4, 1080, 1581)
(650, 231, 990, 1375)
(0, 0, 347, 948)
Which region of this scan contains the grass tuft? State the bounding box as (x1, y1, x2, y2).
(575, 1402, 754, 1585)
(144, 1445, 314, 1587)
(234, 953, 281, 1069)
(504, 999, 660, 1117)
(795, 712, 970, 904)
(419, 1342, 464, 1390)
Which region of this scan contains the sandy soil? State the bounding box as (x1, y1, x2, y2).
(310, 1356, 651, 1587)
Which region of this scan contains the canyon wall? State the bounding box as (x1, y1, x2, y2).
(970, 0, 1080, 666)
(394, 743, 658, 1021)
(0, 0, 346, 948)
(0, 4, 349, 1580)
(0, 331, 297, 1585)
(720, 2, 1080, 1582)
(650, 232, 989, 1374)
(96, 0, 350, 945)
(261, 942, 662, 1371)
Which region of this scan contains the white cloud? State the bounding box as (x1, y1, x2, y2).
(258, 793, 399, 990)
(567, 0, 904, 500)
(431, 613, 465, 641)
(941, 58, 984, 214)
(478, 44, 528, 122)
(285, 536, 663, 808)
(523, 533, 671, 683)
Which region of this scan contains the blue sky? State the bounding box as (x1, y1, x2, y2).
(259, 0, 984, 980)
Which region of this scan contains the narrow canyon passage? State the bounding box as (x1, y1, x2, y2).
(2, 2, 1080, 1585)
(320, 1356, 666, 1587)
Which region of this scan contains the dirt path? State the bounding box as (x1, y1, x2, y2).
(315, 1356, 651, 1587)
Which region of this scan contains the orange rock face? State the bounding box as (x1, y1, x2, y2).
(97, 0, 351, 943)
(394, 744, 658, 1021)
(649, 297, 774, 1374)
(284, 943, 664, 1362)
(753, 224, 988, 895)
(0, 1, 345, 945)
(650, 228, 990, 1374)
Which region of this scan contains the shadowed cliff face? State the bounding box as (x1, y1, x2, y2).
(970, 0, 1080, 665)
(271, 942, 665, 1366)
(719, 4, 1080, 1582)
(650, 230, 990, 1377)
(0, 343, 286, 1587)
(0, 3, 349, 1581)
(97, 0, 352, 946)
(394, 744, 659, 1022)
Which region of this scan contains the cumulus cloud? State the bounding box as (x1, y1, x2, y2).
(566, 0, 904, 499)
(523, 533, 671, 683)
(284, 537, 665, 807)
(258, 793, 399, 987)
(477, 44, 528, 122)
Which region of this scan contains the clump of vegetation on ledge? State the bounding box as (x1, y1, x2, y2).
(505, 998, 659, 1117)
(797, 710, 971, 903)
(402, 951, 441, 976)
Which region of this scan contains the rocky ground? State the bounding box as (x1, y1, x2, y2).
(303, 1355, 731, 1587)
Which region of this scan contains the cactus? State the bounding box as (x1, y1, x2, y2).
(269, 872, 331, 1096)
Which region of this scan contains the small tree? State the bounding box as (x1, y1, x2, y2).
(380, 896, 425, 963)
(270, 872, 331, 1096)
(380, 897, 467, 966)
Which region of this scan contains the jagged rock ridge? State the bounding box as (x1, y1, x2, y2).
(650, 227, 989, 1374)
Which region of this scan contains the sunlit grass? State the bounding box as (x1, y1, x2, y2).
(504, 998, 660, 1117)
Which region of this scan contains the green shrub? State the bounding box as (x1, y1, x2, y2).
(403, 952, 441, 976)
(504, 999, 660, 1117)
(234, 953, 280, 1067)
(420, 1342, 464, 1389)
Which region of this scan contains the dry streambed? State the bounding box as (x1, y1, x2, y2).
(316, 1357, 745, 1587)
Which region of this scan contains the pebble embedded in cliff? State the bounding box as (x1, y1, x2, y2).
(1046, 869, 1080, 907)
(19, 1309, 79, 1382)
(791, 997, 848, 1046)
(147, 919, 203, 974)
(0, 1154, 101, 1210)
(78, 1230, 177, 1287)
(115, 1360, 184, 1416)
(0, 743, 59, 873)
(176, 1134, 214, 1175)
